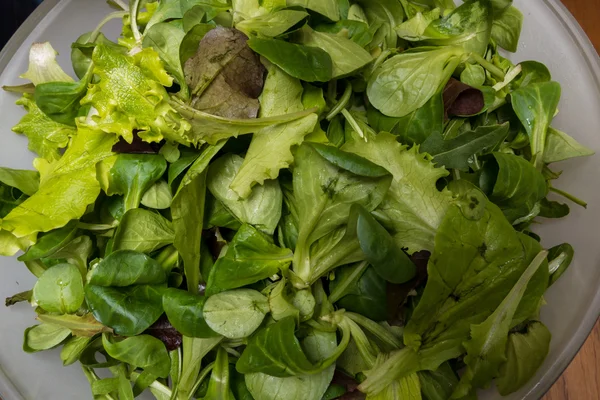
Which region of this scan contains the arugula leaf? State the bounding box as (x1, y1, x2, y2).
(20, 42, 74, 85)
(33, 263, 84, 314)
(543, 127, 594, 164)
(421, 124, 510, 170)
(367, 47, 465, 118)
(295, 26, 373, 78)
(343, 132, 452, 253)
(206, 224, 293, 295)
(113, 208, 174, 254)
(208, 153, 283, 235)
(12, 95, 75, 161)
(203, 289, 269, 339)
(496, 321, 551, 395)
(230, 61, 318, 199)
(491, 6, 523, 53)
(236, 10, 309, 37)
(2, 126, 116, 237)
(81, 44, 190, 144)
(510, 81, 561, 169)
(162, 288, 219, 338)
(245, 328, 338, 400)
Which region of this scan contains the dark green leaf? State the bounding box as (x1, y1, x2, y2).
(308, 143, 391, 178)
(513, 61, 551, 88)
(539, 198, 570, 219)
(0, 167, 40, 196)
(237, 10, 309, 37)
(102, 333, 171, 378)
(204, 347, 231, 399)
(418, 363, 459, 400)
(547, 243, 574, 286)
(34, 71, 90, 126)
(113, 208, 174, 253)
(491, 6, 523, 52)
(248, 37, 333, 82)
(89, 250, 166, 287)
(331, 265, 387, 321)
(315, 20, 374, 47)
(162, 288, 219, 338)
(19, 221, 78, 262)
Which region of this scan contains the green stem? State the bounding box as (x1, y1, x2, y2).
(156, 245, 179, 271)
(130, 0, 142, 42)
(309, 241, 361, 284)
(91, 11, 127, 42)
(470, 52, 505, 81)
(329, 261, 368, 303)
(77, 222, 118, 231)
(549, 186, 588, 208)
(112, 0, 128, 10)
(342, 109, 366, 141)
(189, 362, 215, 399)
(327, 79, 338, 104)
(370, 49, 392, 76)
(326, 82, 353, 121)
(130, 372, 172, 397)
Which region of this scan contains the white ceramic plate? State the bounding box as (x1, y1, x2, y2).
(0, 1, 599, 399)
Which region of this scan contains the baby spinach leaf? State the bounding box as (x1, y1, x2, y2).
(245, 327, 338, 400)
(12, 94, 74, 161)
(330, 265, 387, 321)
(480, 152, 547, 223)
(20, 42, 73, 85)
(496, 321, 551, 395)
(203, 289, 269, 339)
(547, 243, 574, 286)
(236, 316, 349, 377)
(491, 6, 523, 52)
(287, 0, 340, 21)
(248, 37, 333, 83)
(461, 63, 486, 87)
(113, 208, 174, 253)
(85, 250, 167, 335)
(510, 81, 561, 169)
(229, 61, 318, 199)
(204, 347, 232, 399)
(168, 147, 201, 185)
(513, 61, 551, 88)
(184, 27, 265, 119)
(143, 22, 189, 98)
(367, 47, 465, 118)
(418, 362, 458, 400)
(453, 250, 548, 396)
(237, 10, 309, 37)
(342, 132, 452, 254)
(422, 0, 492, 55)
(0, 167, 39, 196)
(162, 288, 219, 338)
(23, 323, 71, 353)
(269, 278, 301, 321)
(18, 221, 78, 262)
(100, 154, 167, 212)
(33, 263, 84, 314)
(315, 20, 374, 47)
(539, 198, 570, 219)
(295, 26, 373, 78)
(543, 127, 594, 164)
(102, 333, 171, 378)
(34, 69, 91, 127)
(71, 32, 126, 80)
(395, 8, 441, 41)
(206, 224, 293, 295)
(357, 0, 405, 49)
(2, 127, 116, 238)
(172, 142, 224, 292)
(146, 0, 184, 30)
(355, 205, 416, 284)
(291, 143, 392, 284)
(421, 124, 510, 170)
(61, 336, 92, 366)
(141, 180, 173, 209)
(208, 153, 283, 235)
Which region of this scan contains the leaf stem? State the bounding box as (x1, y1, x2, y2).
(77, 222, 118, 231)
(549, 186, 587, 208)
(342, 109, 366, 141)
(91, 11, 127, 42)
(470, 53, 505, 81)
(112, 0, 128, 10)
(189, 362, 215, 398)
(326, 82, 353, 121)
(130, 0, 142, 42)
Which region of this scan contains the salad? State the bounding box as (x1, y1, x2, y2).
(0, 0, 595, 399)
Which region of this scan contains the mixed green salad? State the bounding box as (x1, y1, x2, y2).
(0, 0, 595, 399)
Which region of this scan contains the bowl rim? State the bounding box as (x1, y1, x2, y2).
(0, 0, 598, 399)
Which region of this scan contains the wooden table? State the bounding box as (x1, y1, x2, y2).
(543, 4, 600, 400)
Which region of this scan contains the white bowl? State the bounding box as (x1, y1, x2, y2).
(0, 0, 598, 399)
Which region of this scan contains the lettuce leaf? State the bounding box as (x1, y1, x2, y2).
(20, 42, 73, 85)
(1, 125, 116, 237)
(81, 45, 190, 144)
(342, 132, 453, 253)
(230, 61, 318, 199)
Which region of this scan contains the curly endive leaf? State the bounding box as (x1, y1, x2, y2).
(230, 61, 318, 199)
(13, 95, 74, 161)
(81, 45, 190, 144)
(1, 125, 116, 237)
(343, 132, 453, 253)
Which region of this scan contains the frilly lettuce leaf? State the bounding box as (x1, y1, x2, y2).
(230, 61, 318, 199)
(342, 132, 453, 253)
(20, 42, 73, 85)
(81, 44, 190, 144)
(1, 125, 116, 238)
(13, 95, 75, 161)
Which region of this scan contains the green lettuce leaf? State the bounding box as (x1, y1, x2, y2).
(13, 95, 75, 161)
(342, 132, 453, 253)
(230, 61, 318, 199)
(20, 42, 73, 85)
(2, 125, 116, 237)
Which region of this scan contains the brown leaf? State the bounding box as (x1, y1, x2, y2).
(332, 371, 366, 400)
(443, 78, 484, 119)
(387, 250, 430, 325)
(184, 27, 266, 119)
(112, 131, 163, 154)
(145, 315, 182, 351)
